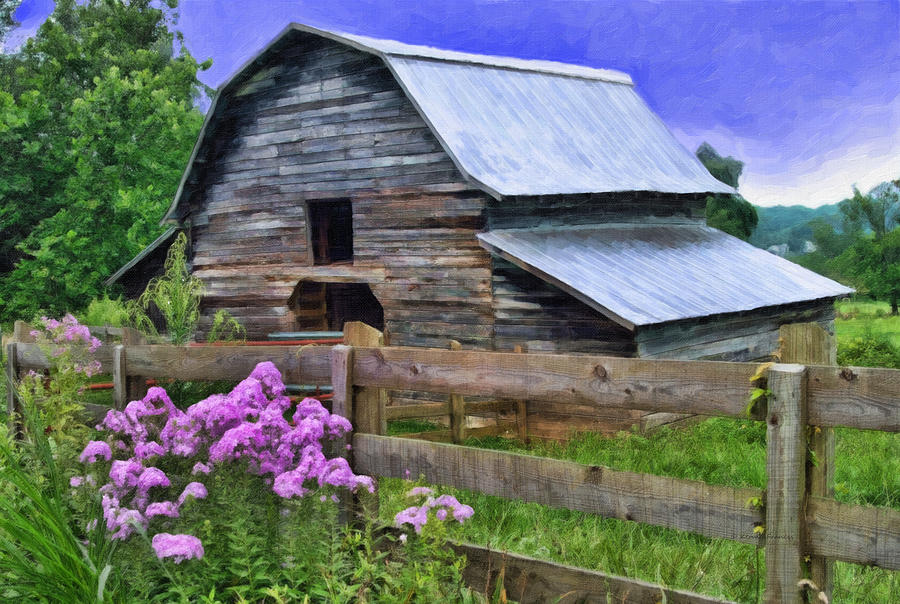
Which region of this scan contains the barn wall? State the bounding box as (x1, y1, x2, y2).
(634, 299, 836, 361)
(182, 32, 490, 340)
(486, 192, 707, 230)
(491, 258, 634, 355)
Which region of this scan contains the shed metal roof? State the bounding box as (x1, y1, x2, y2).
(478, 225, 853, 329)
(161, 23, 731, 224)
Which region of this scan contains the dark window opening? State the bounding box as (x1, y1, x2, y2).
(288, 281, 384, 332)
(308, 200, 353, 264)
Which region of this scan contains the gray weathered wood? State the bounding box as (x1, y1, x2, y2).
(454, 541, 736, 604)
(6, 343, 20, 437)
(112, 345, 127, 410)
(330, 344, 354, 525)
(765, 364, 807, 604)
(806, 364, 900, 431)
(806, 497, 900, 570)
(349, 346, 763, 420)
(780, 323, 835, 596)
(448, 340, 466, 444)
(353, 434, 764, 544)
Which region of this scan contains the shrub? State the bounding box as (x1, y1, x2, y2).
(837, 331, 900, 369)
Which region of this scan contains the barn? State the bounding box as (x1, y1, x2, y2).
(109, 22, 851, 372)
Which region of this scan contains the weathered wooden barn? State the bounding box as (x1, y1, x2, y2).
(110, 23, 851, 395)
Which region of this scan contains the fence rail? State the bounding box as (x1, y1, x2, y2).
(6, 322, 899, 603)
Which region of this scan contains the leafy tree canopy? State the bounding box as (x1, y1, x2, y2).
(695, 142, 758, 240)
(0, 0, 209, 323)
(0, 0, 21, 41)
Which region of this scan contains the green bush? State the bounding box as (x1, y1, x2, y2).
(837, 332, 900, 369)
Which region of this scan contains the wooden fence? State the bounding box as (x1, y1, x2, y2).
(5, 322, 899, 603)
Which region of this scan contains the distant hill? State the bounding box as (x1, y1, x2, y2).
(749, 203, 841, 253)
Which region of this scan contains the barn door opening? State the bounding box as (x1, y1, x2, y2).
(288, 281, 384, 332)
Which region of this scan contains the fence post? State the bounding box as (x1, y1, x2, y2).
(112, 345, 128, 410)
(448, 340, 467, 444)
(765, 363, 807, 604)
(13, 321, 36, 343)
(780, 323, 835, 598)
(513, 344, 528, 442)
(121, 328, 149, 403)
(330, 344, 355, 525)
(6, 342, 20, 437)
(343, 322, 385, 436)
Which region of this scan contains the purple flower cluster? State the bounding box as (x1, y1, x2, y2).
(151, 533, 204, 563)
(30, 314, 103, 377)
(394, 488, 474, 534)
(76, 362, 373, 560)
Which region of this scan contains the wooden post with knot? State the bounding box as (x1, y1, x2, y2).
(779, 322, 836, 601)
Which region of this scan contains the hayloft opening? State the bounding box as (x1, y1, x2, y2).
(288, 280, 384, 332)
(307, 199, 353, 264)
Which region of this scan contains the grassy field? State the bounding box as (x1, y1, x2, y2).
(381, 419, 898, 603)
(835, 299, 900, 346)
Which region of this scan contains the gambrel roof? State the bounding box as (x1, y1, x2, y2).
(162, 23, 731, 223)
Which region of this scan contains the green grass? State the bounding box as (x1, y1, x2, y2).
(835, 298, 900, 347)
(380, 421, 898, 603)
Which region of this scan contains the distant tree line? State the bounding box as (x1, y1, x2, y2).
(0, 0, 208, 325)
(796, 180, 900, 314)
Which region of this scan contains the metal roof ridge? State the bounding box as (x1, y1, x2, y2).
(480, 222, 708, 235)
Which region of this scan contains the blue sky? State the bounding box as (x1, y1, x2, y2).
(9, 0, 900, 207)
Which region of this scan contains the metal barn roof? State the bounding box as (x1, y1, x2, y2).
(161, 23, 731, 224)
(478, 225, 853, 329)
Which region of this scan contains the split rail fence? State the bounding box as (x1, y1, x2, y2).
(5, 322, 899, 603)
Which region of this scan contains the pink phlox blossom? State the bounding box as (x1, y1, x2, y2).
(110, 459, 147, 490)
(318, 457, 374, 493)
(70, 476, 84, 488)
(40, 316, 61, 330)
(208, 422, 264, 464)
(134, 441, 166, 459)
(136, 467, 170, 493)
(160, 414, 202, 457)
(394, 492, 474, 533)
(407, 486, 434, 497)
(110, 509, 148, 540)
(152, 533, 204, 563)
(433, 494, 475, 522)
(249, 362, 287, 398)
(145, 501, 180, 519)
(394, 505, 429, 534)
(272, 468, 309, 499)
(186, 393, 246, 437)
(229, 378, 270, 412)
(29, 330, 40, 338)
(191, 462, 211, 475)
(176, 482, 208, 507)
(292, 398, 329, 423)
(79, 440, 112, 464)
(325, 414, 352, 438)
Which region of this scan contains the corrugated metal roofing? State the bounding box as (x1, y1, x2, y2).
(384, 56, 732, 197)
(478, 225, 853, 328)
(161, 23, 730, 224)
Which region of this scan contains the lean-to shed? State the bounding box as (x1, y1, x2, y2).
(109, 23, 851, 430)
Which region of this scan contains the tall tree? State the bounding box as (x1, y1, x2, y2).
(0, 0, 20, 42)
(695, 142, 758, 240)
(831, 181, 900, 314)
(0, 0, 208, 322)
